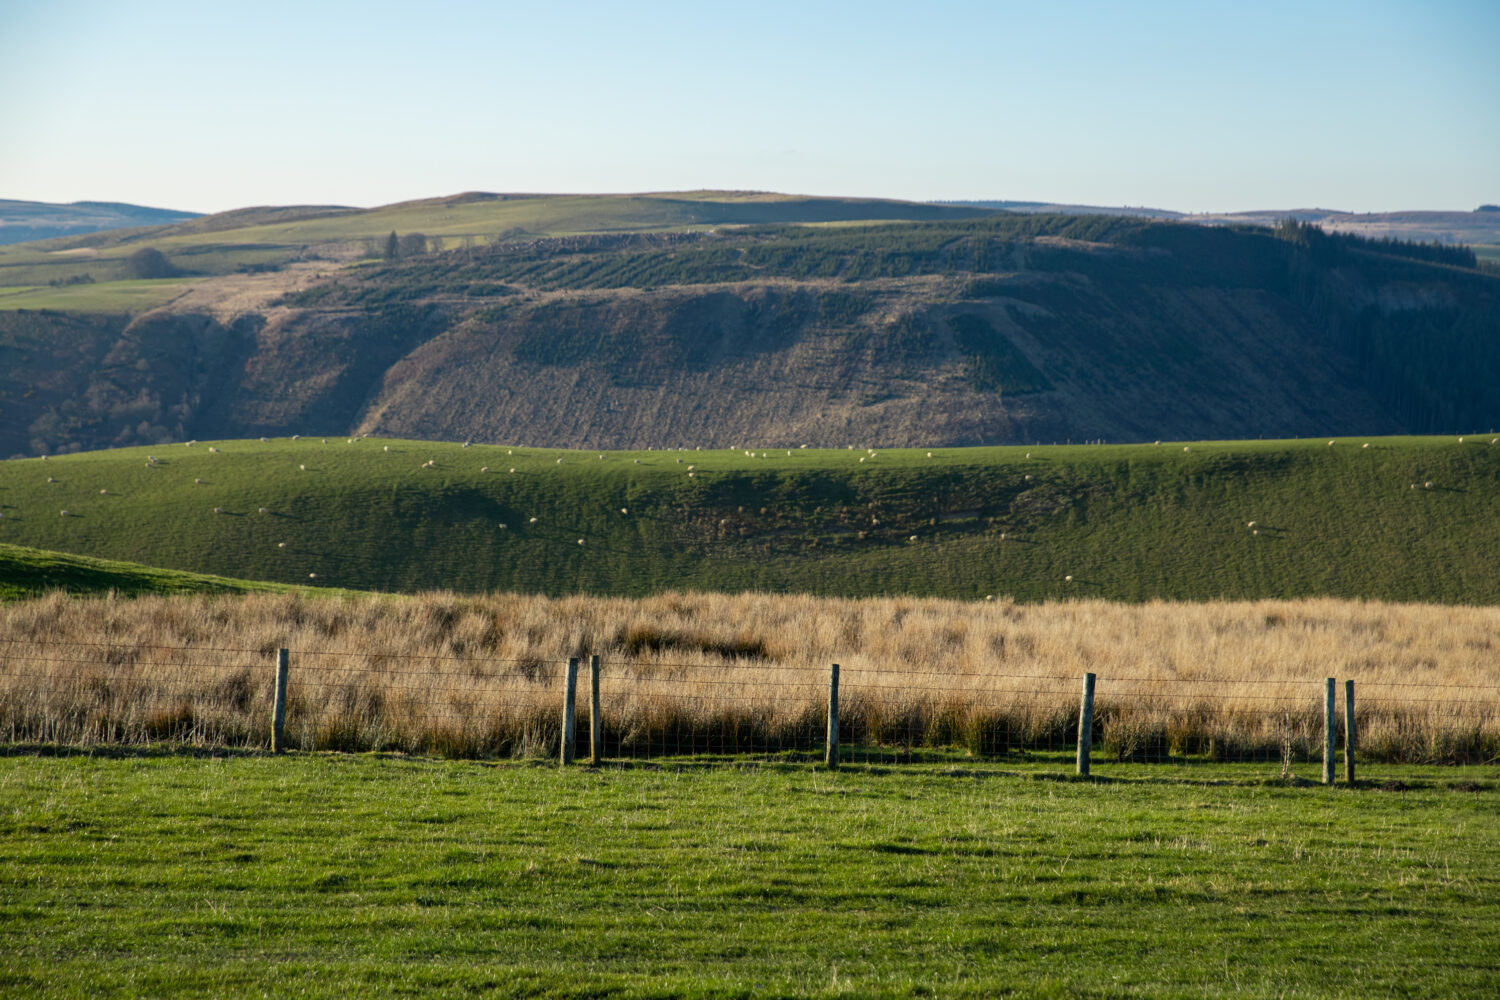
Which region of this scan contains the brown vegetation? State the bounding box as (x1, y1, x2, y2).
(1, 591, 1495, 763)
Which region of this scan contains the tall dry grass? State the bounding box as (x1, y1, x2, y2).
(1, 591, 1496, 764)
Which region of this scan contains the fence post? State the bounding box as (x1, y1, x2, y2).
(825, 662, 840, 770)
(1323, 677, 1336, 785)
(561, 657, 578, 767)
(272, 648, 289, 754)
(590, 654, 602, 767)
(1344, 679, 1356, 785)
(1076, 672, 1096, 776)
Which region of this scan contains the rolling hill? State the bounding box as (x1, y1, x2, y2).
(1, 436, 1496, 603)
(0, 199, 202, 246)
(0, 194, 1496, 462)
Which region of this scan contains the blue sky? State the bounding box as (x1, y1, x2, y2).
(2, 0, 1496, 214)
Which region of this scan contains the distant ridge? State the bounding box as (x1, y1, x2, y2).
(0, 199, 201, 245)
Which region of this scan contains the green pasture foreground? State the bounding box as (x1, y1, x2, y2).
(2, 755, 1496, 999)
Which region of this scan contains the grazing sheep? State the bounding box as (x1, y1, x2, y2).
(577, 539, 585, 546)
(1328, 440, 1335, 446)
(1247, 521, 1256, 528)
(260, 437, 267, 442)
(927, 452, 932, 458)
(194, 478, 202, 484)
(1065, 575, 1073, 582)
(384, 445, 389, 452)
(529, 517, 538, 523)
(292, 435, 299, 440)
(687, 465, 695, 470)
(985, 594, 994, 601)
(1363, 443, 1369, 448)
(1425, 481, 1433, 489)
(620, 508, 628, 514)
(688, 472, 696, 478)
(46, 477, 54, 483)
(40, 455, 47, 461)
(556, 458, 563, 464)
(908, 535, 918, 542)
(999, 533, 1006, 540)
(509, 468, 516, 473)
(213, 507, 223, 514)
(277, 542, 286, 548)
(498, 523, 507, 529)
(299, 464, 306, 471)
(677, 458, 682, 464)
(99, 489, 107, 495)
(1024, 474, 1033, 481)
(60, 510, 68, 517)
(481, 467, 489, 473)
(1253, 529, 1259, 535)
(259, 507, 268, 514)
(308, 573, 317, 579)
(208, 447, 219, 453)
(1183, 446, 1190, 452)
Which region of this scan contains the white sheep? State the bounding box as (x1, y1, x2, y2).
(577, 538, 585, 546)
(481, 467, 489, 473)
(384, 445, 389, 452)
(1065, 575, 1073, 582)
(60, 510, 68, 517)
(194, 478, 202, 484)
(1247, 521, 1256, 528)
(260, 437, 267, 442)
(308, 573, 317, 579)
(259, 507, 268, 514)
(1328, 440, 1335, 446)
(99, 489, 107, 495)
(529, 517, 538, 523)
(1183, 446, 1190, 452)
(213, 507, 223, 514)
(299, 464, 306, 471)
(278, 542, 286, 548)
(209, 447, 219, 453)
(46, 477, 54, 483)
(633, 459, 640, 464)
(908, 535, 918, 542)
(556, 458, 563, 464)
(620, 508, 628, 515)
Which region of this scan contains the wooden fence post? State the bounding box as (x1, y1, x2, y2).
(590, 654, 602, 766)
(1344, 679, 1356, 785)
(1323, 677, 1336, 785)
(272, 648, 289, 754)
(825, 663, 840, 770)
(561, 657, 578, 767)
(1076, 672, 1096, 777)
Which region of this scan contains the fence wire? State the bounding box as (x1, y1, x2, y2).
(1, 637, 1495, 780)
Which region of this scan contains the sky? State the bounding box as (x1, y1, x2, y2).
(2, 0, 1497, 215)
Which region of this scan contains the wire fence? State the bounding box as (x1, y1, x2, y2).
(1, 636, 1496, 781)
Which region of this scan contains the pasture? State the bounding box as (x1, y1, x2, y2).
(2, 754, 1496, 998)
(1, 436, 1498, 603)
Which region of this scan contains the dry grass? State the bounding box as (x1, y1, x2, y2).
(1, 591, 1496, 763)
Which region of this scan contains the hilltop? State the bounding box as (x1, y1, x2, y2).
(0, 194, 1496, 458)
(1, 436, 1496, 603)
(0, 199, 202, 246)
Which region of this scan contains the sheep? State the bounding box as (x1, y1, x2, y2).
(677, 459, 682, 464)
(259, 507, 268, 514)
(598, 454, 605, 460)
(208, 447, 219, 453)
(40, 455, 47, 461)
(60, 510, 68, 517)
(299, 464, 306, 471)
(213, 507, 223, 514)
(1328, 440, 1335, 446)
(194, 478, 203, 484)
(260, 437, 267, 442)
(46, 477, 54, 483)
(1425, 481, 1433, 489)
(908, 535, 918, 542)
(1247, 521, 1256, 528)
(985, 594, 994, 601)
(1024, 474, 1033, 481)
(1183, 446, 1190, 452)
(620, 508, 628, 515)
(99, 489, 107, 495)
(277, 542, 286, 548)
(1363, 443, 1370, 448)
(859, 457, 866, 463)
(463, 441, 471, 448)
(556, 458, 563, 464)
(687, 465, 695, 470)
(498, 523, 507, 529)
(999, 533, 1006, 540)
(927, 452, 932, 458)
(688, 472, 696, 478)
(509, 468, 516, 473)
(577, 539, 585, 546)
(481, 467, 489, 473)
(308, 573, 317, 579)
(529, 517, 538, 523)
(384, 445, 389, 452)
(1065, 575, 1073, 582)
(633, 459, 640, 464)
(508, 450, 513, 455)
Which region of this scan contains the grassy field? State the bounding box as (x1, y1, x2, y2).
(4, 589, 1496, 764)
(0, 276, 198, 312)
(0, 192, 995, 294)
(1, 754, 1496, 998)
(0, 542, 327, 599)
(2, 436, 1498, 603)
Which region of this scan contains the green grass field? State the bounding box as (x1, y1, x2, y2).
(1, 754, 1495, 998)
(2, 436, 1498, 602)
(0, 277, 198, 312)
(0, 541, 332, 599)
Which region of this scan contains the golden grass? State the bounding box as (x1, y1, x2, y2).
(1, 591, 1496, 763)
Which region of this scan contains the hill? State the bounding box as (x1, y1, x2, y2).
(0, 197, 1496, 458)
(1, 436, 1496, 603)
(0, 199, 201, 246)
(0, 541, 318, 599)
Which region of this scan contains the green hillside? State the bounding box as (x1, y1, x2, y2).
(1, 436, 1496, 603)
(0, 542, 322, 599)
